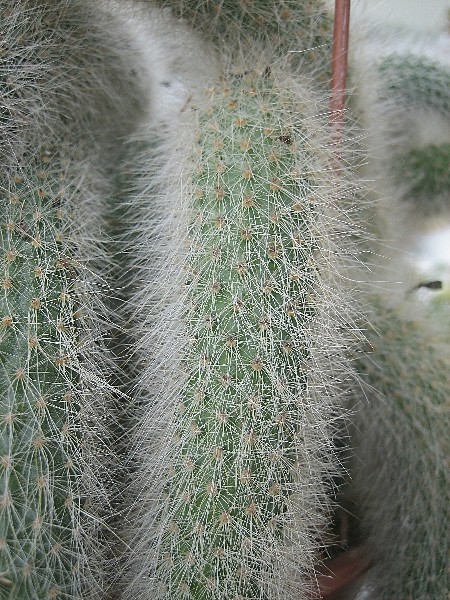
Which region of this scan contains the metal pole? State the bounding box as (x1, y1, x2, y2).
(330, 0, 351, 164)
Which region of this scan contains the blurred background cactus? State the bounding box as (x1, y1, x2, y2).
(349, 10, 450, 253)
(345, 302, 449, 600)
(342, 7, 450, 599)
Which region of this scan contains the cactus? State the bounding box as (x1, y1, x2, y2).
(6, 3, 448, 600)
(343, 25, 450, 599)
(347, 302, 449, 599)
(0, 0, 145, 168)
(351, 42, 450, 221)
(378, 53, 450, 116)
(0, 1, 147, 597)
(158, 0, 333, 84)
(121, 3, 359, 598)
(377, 53, 450, 214)
(395, 142, 450, 205)
(0, 149, 112, 600)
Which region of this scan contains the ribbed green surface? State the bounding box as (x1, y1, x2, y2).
(146, 65, 340, 600)
(0, 153, 87, 598)
(0, 3, 147, 595)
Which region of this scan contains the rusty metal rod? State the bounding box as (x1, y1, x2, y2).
(330, 0, 351, 163)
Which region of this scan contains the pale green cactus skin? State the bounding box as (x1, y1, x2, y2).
(377, 53, 450, 213)
(122, 17, 358, 597)
(0, 150, 112, 600)
(119, 4, 359, 600)
(0, 1, 147, 598)
(349, 304, 449, 600)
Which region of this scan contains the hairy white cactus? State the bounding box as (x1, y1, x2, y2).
(118, 3, 361, 598)
(0, 1, 148, 597)
(347, 299, 449, 600)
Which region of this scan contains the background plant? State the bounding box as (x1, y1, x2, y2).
(342, 18, 450, 600)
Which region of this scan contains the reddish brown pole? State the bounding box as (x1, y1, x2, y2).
(305, 545, 371, 599)
(313, 545, 371, 599)
(330, 0, 351, 163)
(306, 5, 373, 597)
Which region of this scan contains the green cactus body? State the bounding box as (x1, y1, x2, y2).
(162, 72, 323, 600)
(159, 0, 333, 84)
(124, 34, 357, 596)
(378, 53, 450, 116)
(0, 151, 111, 598)
(348, 33, 450, 597)
(0, 1, 150, 597)
(0, 0, 145, 169)
(162, 0, 331, 38)
(350, 306, 449, 599)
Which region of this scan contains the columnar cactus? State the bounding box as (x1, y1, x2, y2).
(351, 36, 450, 222)
(0, 149, 113, 600)
(0, 1, 146, 597)
(348, 302, 449, 599)
(377, 52, 450, 214)
(377, 52, 450, 114)
(121, 3, 359, 599)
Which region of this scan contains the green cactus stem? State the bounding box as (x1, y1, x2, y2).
(349, 304, 449, 599)
(123, 32, 358, 598)
(350, 38, 450, 222)
(377, 52, 450, 213)
(0, 149, 114, 599)
(378, 53, 450, 116)
(0, 1, 148, 597)
(0, 0, 145, 168)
